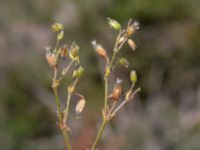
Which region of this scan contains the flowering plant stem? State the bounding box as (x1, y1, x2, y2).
(52, 66, 72, 150)
(91, 39, 120, 150)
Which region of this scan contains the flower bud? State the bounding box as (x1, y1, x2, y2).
(128, 39, 136, 51)
(130, 70, 137, 84)
(52, 23, 63, 32)
(107, 18, 121, 31)
(57, 30, 64, 41)
(73, 66, 84, 78)
(75, 98, 86, 114)
(119, 58, 129, 68)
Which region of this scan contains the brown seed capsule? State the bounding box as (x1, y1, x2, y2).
(75, 98, 86, 114)
(46, 53, 57, 68)
(60, 45, 68, 58)
(128, 39, 136, 51)
(126, 21, 139, 36)
(109, 79, 123, 101)
(91, 40, 108, 58)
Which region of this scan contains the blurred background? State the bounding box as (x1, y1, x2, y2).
(0, 0, 200, 149)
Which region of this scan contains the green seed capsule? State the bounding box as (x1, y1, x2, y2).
(107, 18, 121, 31)
(130, 70, 137, 83)
(73, 66, 84, 78)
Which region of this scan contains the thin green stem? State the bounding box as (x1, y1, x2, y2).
(59, 60, 74, 81)
(91, 119, 107, 150)
(63, 78, 79, 124)
(53, 88, 62, 123)
(104, 78, 108, 111)
(53, 88, 71, 150)
(111, 88, 140, 116)
(110, 101, 117, 113)
(61, 128, 72, 150)
(52, 67, 71, 150)
(109, 51, 117, 69)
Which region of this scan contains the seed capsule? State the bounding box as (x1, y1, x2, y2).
(73, 66, 84, 78)
(70, 43, 79, 58)
(75, 98, 86, 114)
(109, 78, 123, 101)
(119, 58, 129, 68)
(45, 47, 57, 68)
(107, 18, 121, 31)
(126, 21, 139, 36)
(91, 40, 108, 58)
(60, 44, 68, 58)
(130, 70, 137, 84)
(128, 39, 136, 51)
